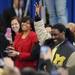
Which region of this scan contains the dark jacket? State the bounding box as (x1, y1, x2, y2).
(53, 39, 75, 67)
(38, 39, 75, 73)
(0, 32, 9, 58)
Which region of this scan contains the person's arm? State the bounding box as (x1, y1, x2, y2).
(66, 52, 75, 68)
(34, 19, 51, 45)
(34, 4, 51, 45)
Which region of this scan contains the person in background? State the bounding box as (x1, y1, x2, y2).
(7, 16, 38, 69)
(66, 23, 75, 45)
(0, 32, 9, 68)
(34, 4, 51, 45)
(65, 28, 74, 44)
(57, 67, 68, 75)
(5, 16, 21, 45)
(45, 24, 52, 33)
(43, 0, 68, 25)
(21, 67, 36, 75)
(3, 0, 25, 29)
(0, 18, 9, 61)
(34, 4, 75, 74)
(0, 16, 6, 33)
(41, 24, 75, 68)
(66, 23, 75, 34)
(36, 23, 75, 74)
(11, 16, 21, 41)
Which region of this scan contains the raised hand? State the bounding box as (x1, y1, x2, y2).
(35, 3, 41, 15)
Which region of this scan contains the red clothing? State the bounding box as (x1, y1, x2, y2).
(13, 31, 38, 69)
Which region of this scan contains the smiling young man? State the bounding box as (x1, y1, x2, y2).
(34, 5, 75, 69)
(50, 24, 75, 67)
(34, 17, 75, 68)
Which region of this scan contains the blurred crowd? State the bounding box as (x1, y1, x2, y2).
(0, 0, 75, 75)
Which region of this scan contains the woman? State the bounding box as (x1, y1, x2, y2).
(7, 16, 38, 69)
(11, 16, 20, 41)
(5, 16, 20, 44)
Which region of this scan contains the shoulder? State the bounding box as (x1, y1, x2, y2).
(29, 31, 38, 42)
(62, 40, 75, 51)
(15, 33, 21, 39)
(66, 52, 75, 68)
(29, 31, 37, 37)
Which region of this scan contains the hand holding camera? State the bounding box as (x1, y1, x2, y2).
(5, 46, 20, 57)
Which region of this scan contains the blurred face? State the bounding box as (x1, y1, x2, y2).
(11, 19, 20, 33)
(51, 28, 64, 45)
(45, 27, 51, 33)
(21, 20, 31, 32)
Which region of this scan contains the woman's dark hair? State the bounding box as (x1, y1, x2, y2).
(21, 16, 35, 31)
(11, 16, 21, 25)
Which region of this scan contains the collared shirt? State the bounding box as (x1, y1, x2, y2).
(51, 41, 65, 62)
